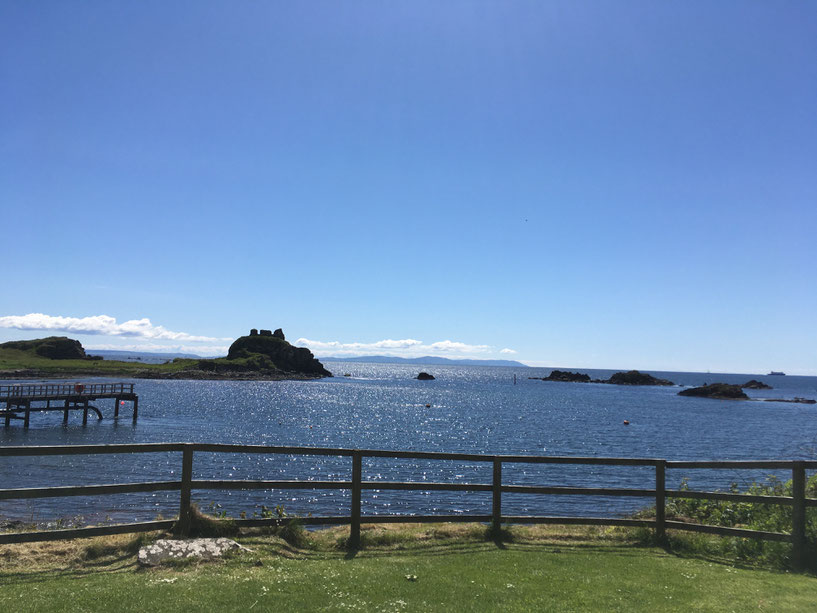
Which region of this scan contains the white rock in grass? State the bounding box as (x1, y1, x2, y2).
(137, 538, 246, 566)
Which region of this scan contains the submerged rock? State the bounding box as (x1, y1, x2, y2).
(678, 383, 749, 400)
(761, 397, 816, 405)
(416, 372, 435, 380)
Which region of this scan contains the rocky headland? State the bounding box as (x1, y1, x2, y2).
(1, 336, 99, 360)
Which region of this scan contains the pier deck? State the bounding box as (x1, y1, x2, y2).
(1, 383, 138, 427)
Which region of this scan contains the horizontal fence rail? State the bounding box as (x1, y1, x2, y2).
(0, 443, 814, 570)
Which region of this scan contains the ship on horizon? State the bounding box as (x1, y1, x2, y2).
(768, 371, 786, 376)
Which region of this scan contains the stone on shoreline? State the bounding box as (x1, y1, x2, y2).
(416, 372, 435, 380)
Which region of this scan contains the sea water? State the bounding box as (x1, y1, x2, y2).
(1, 364, 815, 524)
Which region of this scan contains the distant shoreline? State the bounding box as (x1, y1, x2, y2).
(321, 355, 528, 367)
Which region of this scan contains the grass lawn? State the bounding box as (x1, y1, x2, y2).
(1, 524, 815, 612)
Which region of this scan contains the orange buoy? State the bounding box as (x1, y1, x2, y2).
(425, 404, 431, 408)
(623, 420, 630, 425)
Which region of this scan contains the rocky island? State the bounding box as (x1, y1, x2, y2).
(0, 329, 332, 381)
(678, 383, 749, 400)
(742, 380, 772, 390)
(530, 369, 674, 386)
(605, 370, 674, 386)
(543, 370, 592, 382)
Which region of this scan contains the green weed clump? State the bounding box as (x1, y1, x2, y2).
(276, 519, 308, 548)
(662, 474, 817, 571)
(175, 505, 239, 538)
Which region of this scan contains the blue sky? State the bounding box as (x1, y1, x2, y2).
(1, 1, 815, 374)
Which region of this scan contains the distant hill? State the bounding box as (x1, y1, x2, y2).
(321, 355, 528, 368)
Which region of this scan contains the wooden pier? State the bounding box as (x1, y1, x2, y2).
(1, 383, 138, 427)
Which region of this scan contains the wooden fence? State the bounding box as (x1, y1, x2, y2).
(0, 443, 814, 569)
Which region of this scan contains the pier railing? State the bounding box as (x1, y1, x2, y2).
(0, 383, 135, 400)
(0, 444, 814, 569)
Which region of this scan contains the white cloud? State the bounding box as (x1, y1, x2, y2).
(296, 337, 494, 358)
(429, 340, 490, 353)
(500, 348, 517, 354)
(0, 313, 228, 343)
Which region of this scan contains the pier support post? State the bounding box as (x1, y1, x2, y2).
(24, 402, 30, 428)
(114, 397, 120, 418)
(132, 397, 138, 423)
(63, 399, 69, 424)
(82, 401, 88, 426)
(4, 402, 10, 428)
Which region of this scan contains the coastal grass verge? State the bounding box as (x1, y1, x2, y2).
(1, 523, 816, 612)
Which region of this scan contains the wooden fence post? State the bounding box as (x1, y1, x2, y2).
(792, 461, 806, 571)
(178, 445, 194, 536)
(492, 458, 502, 534)
(350, 451, 362, 548)
(655, 460, 666, 543)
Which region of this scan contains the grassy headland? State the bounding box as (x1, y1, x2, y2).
(0, 334, 332, 381)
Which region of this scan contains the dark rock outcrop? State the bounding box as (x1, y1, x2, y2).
(606, 370, 674, 386)
(544, 370, 591, 383)
(273, 328, 285, 340)
(678, 383, 749, 400)
(416, 372, 435, 380)
(1, 336, 87, 360)
(742, 380, 772, 390)
(227, 330, 331, 377)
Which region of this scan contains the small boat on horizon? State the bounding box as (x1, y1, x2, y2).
(768, 371, 786, 376)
